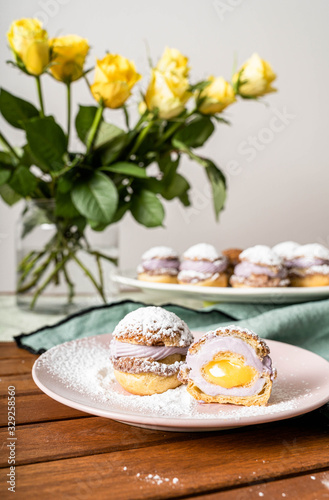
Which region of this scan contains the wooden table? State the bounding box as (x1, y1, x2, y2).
(1, 341, 329, 499)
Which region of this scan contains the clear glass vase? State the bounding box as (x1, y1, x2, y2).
(16, 200, 119, 314)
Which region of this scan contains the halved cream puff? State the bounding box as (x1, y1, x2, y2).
(179, 325, 276, 406)
(178, 243, 228, 287)
(110, 306, 194, 395)
(137, 246, 180, 284)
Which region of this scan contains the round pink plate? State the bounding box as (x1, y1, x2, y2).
(32, 333, 329, 432)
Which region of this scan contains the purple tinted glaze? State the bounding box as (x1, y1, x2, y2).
(142, 258, 180, 271)
(285, 257, 327, 269)
(187, 336, 273, 397)
(110, 339, 188, 360)
(234, 262, 286, 278)
(180, 259, 227, 274)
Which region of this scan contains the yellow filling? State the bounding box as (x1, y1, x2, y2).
(202, 359, 258, 389)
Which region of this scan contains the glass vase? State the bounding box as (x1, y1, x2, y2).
(16, 200, 119, 314)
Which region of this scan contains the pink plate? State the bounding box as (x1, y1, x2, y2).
(32, 333, 329, 432)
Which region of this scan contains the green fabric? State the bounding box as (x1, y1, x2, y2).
(15, 298, 329, 360)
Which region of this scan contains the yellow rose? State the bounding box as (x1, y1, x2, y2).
(156, 47, 190, 78)
(145, 69, 191, 119)
(49, 35, 89, 83)
(198, 77, 236, 114)
(91, 54, 141, 108)
(233, 53, 277, 97)
(7, 18, 49, 76)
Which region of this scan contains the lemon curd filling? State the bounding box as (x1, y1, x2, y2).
(202, 359, 258, 389)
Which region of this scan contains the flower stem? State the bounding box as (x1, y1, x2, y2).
(129, 121, 154, 156)
(61, 254, 75, 304)
(0, 132, 21, 162)
(36, 76, 45, 117)
(86, 103, 104, 154)
(155, 121, 182, 146)
(67, 83, 71, 146)
(71, 253, 106, 302)
(30, 254, 70, 309)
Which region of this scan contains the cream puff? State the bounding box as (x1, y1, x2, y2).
(286, 243, 329, 287)
(179, 325, 276, 406)
(137, 246, 180, 284)
(230, 245, 289, 288)
(272, 241, 300, 264)
(222, 248, 243, 280)
(110, 306, 194, 395)
(178, 243, 228, 287)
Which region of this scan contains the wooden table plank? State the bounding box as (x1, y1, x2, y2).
(0, 342, 37, 360)
(0, 373, 41, 397)
(0, 357, 35, 376)
(0, 394, 90, 427)
(6, 412, 329, 499)
(10, 444, 329, 500)
(0, 417, 202, 467)
(194, 470, 329, 499)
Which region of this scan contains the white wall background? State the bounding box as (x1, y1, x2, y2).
(1, 0, 329, 291)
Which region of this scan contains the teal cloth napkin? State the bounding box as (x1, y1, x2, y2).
(15, 298, 329, 361)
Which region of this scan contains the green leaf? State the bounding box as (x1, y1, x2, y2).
(99, 133, 130, 165)
(23, 117, 67, 172)
(0, 184, 21, 205)
(75, 106, 124, 147)
(71, 171, 118, 224)
(101, 162, 147, 178)
(205, 160, 227, 219)
(55, 190, 80, 218)
(111, 203, 130, 223)
(0, 151, 15, 168)
(158, 155, 180, 188)
(88, 219, 108, 231)
(131, 189, 165, 228)
(0, 88, 39, 129)
(94, 122, 124, 148)
(172, 116, 214, 149)
(0, 169, 11, 185)
(75, 106, 97, 144)
(9, 166, 37, 196)
(162, 173, 190, 201)
(57, 176, 73, 194)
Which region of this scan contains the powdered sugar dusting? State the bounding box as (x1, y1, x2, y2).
(273, 241, 300, 259)
(305, 264, 329, 276)
(183, 243, 220, 261)
(113, 307, 193, 347)
(240, 245, 282, 266)
(293, 243, 329, 261)
(142, 246, 178, 260)
(35, 336, 304, 422)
